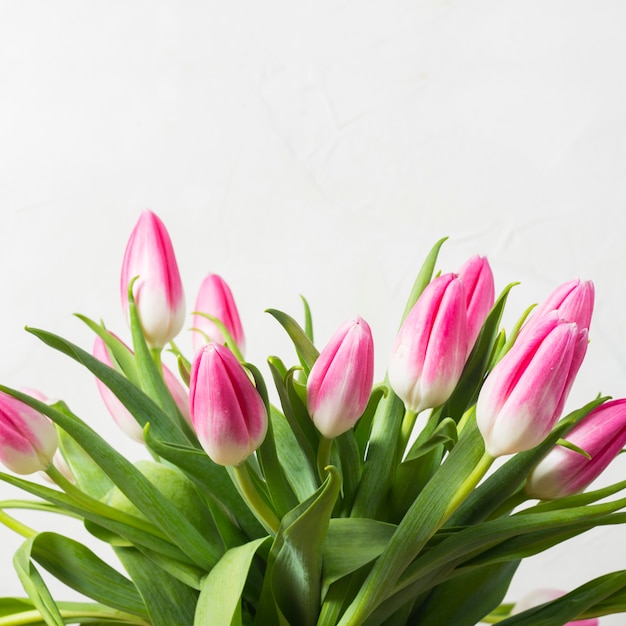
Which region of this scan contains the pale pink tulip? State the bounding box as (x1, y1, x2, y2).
(457, 255, 495, 353)
(476, 312, 587, 457)
(0, 390, 58, 474)
(93, 337, 191, 442)
(192, 273, 245, 355)
(388, 273, 468, 413)
(120, 211, 185, 349)
(526, 399, 626, 499)
(189, 343, 267, 466)
(306, 316, 374, 438)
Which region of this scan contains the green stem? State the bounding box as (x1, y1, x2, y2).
(440, 451, 494, 525)
(317, 436, 333, 481)
(398, 409, 418, 459)
(150, 347, 163, 371)
(0, 508, 37, 538)
(232, 464, 280, 534)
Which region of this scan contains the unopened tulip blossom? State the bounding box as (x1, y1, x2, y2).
(0, 390, 58, 475)
(524, 279, 594, 334)
(93, 337, 191, 442)
(526, 398, 626, 500)
(476, 313, 587, 457)
(388, 273, 468, 414)
(121, 210, 185, 349)
(192, 273, 246, 356)
(306, 316, 374, 439)
(457, 255, 495, 354)
(189, 343, 267, 467)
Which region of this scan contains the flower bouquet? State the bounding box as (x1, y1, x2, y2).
(0, 211, 625, 626)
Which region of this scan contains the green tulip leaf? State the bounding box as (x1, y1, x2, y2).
(265, 308, 319, 374)
(194, 536, 270, 626)
(115, 546, 198, 626)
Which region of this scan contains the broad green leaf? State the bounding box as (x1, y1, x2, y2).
(339, 419, 486, 625)
(195, 537, 270, 626)
(335, 431, 362, 515)
(265, 308, 319, 374)
(404, 561, 519, 626)
(27, 532, 146, 616)
(301, 295, 314, 342)
(269, 406, 317, 502)
(498, 570, 626, 625)
(115, 547, 198, 626)
(349, 389, 405, 520)
(322, 518, 396, 593)
(267, 358, 318, 484)
(266, 467, 341, 626)
(14, 538, 64, 626)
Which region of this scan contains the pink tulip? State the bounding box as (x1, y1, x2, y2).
(388, 273, 468, 413)
(192, 273, 246, 356)
(189, 343, 267, 466)
(306, 316, 374, 438)
(476, 312, 587, 457)
(120, 211, 185, 349)
(93, 337, 191, 442)
(526, 399, 626, 500)
(512, 589, 598, 625)
(0, 390, 58, 474)
(457, 255, 495, 354)
(525, 279, 595, 333)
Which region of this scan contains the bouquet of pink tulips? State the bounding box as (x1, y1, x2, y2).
(1, 211, 626, 626)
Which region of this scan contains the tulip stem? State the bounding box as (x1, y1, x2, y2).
(398, 409, 418, 459)
(232, 464, 280, 534)
(317, 436, 333, 481)
(0, 508, 37, 538)
(440, 451, 494, 526)
(150, 347, 163, 371)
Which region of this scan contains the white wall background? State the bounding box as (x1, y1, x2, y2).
(1, 1, 625, 623)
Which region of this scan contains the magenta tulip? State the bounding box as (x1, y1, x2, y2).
(388, 273, 468, 413)
(189, 343, 267, 466)
(306, 316, 374, 438)
(93, 337, 191, 442)
(457, 255, 495, 353)
(120, 211, 185, 349)
(526, 399, 626, 500)
(0, 390, 58, 474)
(192, 273, 246, 356)
(476, 312, 587, 457)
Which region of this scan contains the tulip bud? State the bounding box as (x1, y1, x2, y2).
(189, 343, 267, 466)
(457, 255, 495, 353)
(388, 273, 468, 413)
(525, 279, 595, 332)
(0, 390, 58, 474)
(476, 313, 586, 457)
(512, 589, 598, 625)
(525, 399, 626, 500)
(121, 210, 185, 349)
(192, 273, 246, 356)
(306, 316, 374, 438)
(93, 337, 191, 442)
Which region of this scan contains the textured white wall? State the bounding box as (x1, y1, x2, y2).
(1, 1, 625, 622)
